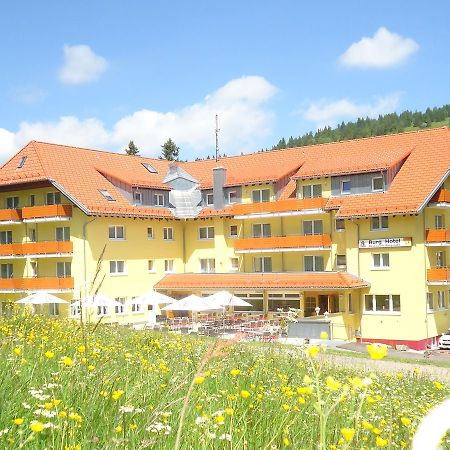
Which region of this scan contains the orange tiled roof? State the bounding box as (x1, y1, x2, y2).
(155, 272, 369, 290)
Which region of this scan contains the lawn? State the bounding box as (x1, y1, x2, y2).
(0, 315, 448, 449)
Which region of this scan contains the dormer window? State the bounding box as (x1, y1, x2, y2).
(372, 176, 384, 192)
(133, 191, 142, 205)
(302, 184, 322, 199)
(154, 194, 164, 206)
(206, 193, 214, 206)
(99, 189, 115, 201)
(17, 156, 27, 169)
(142, 163, 158, 174)
(252, 189, 270, 203)
(341, 179, 351, 195)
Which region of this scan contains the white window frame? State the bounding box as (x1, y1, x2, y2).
(437, 291, 446, 310)
(303, 220, 323, 236)
(372, 253, 390, 270)
(6, 196, 19, 209)
(0, 230, 12, 245)
(110, 260, 126, 276)
(364, 294, 401, 315)
(115, 297, 126, 315)
(56, 262, 71, 278)
(46, 191, 61, 205)
(70, 303, 81, 318)
(229, 225, 238, 238)
(302, 184, 322, 199)
(154, 193, 165, 206)
(55, 226, 70, 242)
(108, 225, 125, 240)
(164, 259, 174, 273)
(230, 257, 239, 271)
(97, 305, 109, 316)
(335, 219, 345, 232)
(131, 297, 143, 313)
(200, 258, 215, 273)
(304, 255, 324, 272)
(340, 179, 351, 195)
(147, 227, 154, 239)
(436, 251, 446, 268)
(252, 189, 270, 203)
(252, 223, 271, 238)
(206, 193, 214, 206)
(435, 215, 445, 230)
(253, 256, 272, 273)
(99, 189, 115, 202)
(199, 226, 214, 240)
(336, 254, 347, 269)
(133, 191, 143, 205)
(48, 303, 60, 316)
(228, 191, 238, 204)
(372, 176, 384, 192)
(427, 292, 435, 312)
(163, 227, 174, 240)
(148, 260, 155, 272)
(29, 194, 35, 207)
(371, 216, 389, 231)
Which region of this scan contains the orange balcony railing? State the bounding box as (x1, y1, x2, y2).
(231, 198, 328, 217)
(431, 189, 450, 203)
(0, 209, 22, 222)
(0, 277, 74, 291)
(234, 234, 332, 252)
(21, 204, 72, 221)
(425, 229, 450, 243)
(0, 241, 73, 258)
(427, 268, 450, 282)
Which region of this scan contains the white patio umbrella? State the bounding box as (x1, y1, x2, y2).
(16, 292, 69, 305)
(206, 291, 252, 308)
(125, 291, 176, 307)
(80, 294, 123, 307)
(161, 294, 219, 312)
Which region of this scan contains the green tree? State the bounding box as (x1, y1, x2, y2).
(125, 140, 139, 156)
(161, 138, 180, 161)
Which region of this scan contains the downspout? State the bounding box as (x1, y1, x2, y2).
(182, 219, 187, 273)
(83, 217, 97, 298)
(351, 217, 362, 342)
(423, 212, 429, 346)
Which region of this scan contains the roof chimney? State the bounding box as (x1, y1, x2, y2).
(212, 166, 226, 210)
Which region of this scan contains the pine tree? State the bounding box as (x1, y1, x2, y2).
(125, 140, 139, 156)
(161, 138, 180, 161)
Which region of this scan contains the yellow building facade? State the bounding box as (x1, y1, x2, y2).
(0, 128, 449, 349)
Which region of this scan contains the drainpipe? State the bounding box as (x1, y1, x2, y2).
(182, 220, 187, 273)
(83, 217, 97, 298)
(423, 212, 429, 347)
(351, 217, 362, 342)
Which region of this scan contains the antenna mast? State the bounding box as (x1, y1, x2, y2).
(215, 114, 220, 162)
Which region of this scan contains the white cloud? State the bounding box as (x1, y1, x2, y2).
(0, 128, 15, 159)
(0, 76, 278, 160)
(59, 44, 108, 84)
(13, 87, 47, 104)
(303, 93, 401, 129)
(339, 27, 419, 69)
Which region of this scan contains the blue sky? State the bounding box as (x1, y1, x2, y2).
(0, 1, 449, 161)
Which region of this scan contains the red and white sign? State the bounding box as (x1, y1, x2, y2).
(359, 237, 412, 249)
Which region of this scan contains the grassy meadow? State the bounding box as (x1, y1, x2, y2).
(0, 315, 449, 449)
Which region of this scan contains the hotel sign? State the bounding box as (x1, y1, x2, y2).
(359, 237, 412, 249)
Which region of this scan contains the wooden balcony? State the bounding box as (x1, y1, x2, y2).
(0, 241, 73, 259)
(427, 268, 450, 283)
(234, 234, 332, 253)
(0, 277, 74, 292)
(21, 204, 72, 222)
(431, 189, 450, 204)
(232, 198, 328, 218)
(0, 209, 22, 224)
(425, 229, 450, 245)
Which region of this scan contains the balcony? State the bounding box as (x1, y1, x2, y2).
(425, 229, 450, 246)
(0, 277, 74, 293)
(234, 234, 332, 253)
(430, 189, 450, 206)
(22, 204, 72, 223)
(232, 198, 328, 219)
(0, 209, 22, 225)
(0, 241, 73, 259)
(427, 268, 450, 284)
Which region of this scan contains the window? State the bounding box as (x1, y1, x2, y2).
(436, 251, 446, 268)
(435, 215, 445, 230)
(164, 259, 174, 273)
(228, 191, 238, 204)
(230, 257, 239, 271)
(46, 192, 61, 205)
(303, 220, 323, 235)
(99, 189, 115, 201)
(109, 225, 125, 240)
(268, 292, 300, 311)
(371, 216, 389, 230)
(110, 260, 125, 275)
(56, 227, 70, 242)
(234, 292, 264, 311)
(133, 191, 142, 205)
(229, 225, 238, 237)
(254, 256, 272, 273)
(115, 297, 126, 314)
(147, 227, 154, 239)
(163, 227, 174, 240)
(200, 258, 215, 273)
(252, 223, 271, 238)
(70, 302, 81, 318)
(142, 162, 158, 173)
(336, 254, 347, 269)
(199, 226, 215, 240)
(372, 253, 390, 269)
(427, 293, 434, 312)
(131, 298, 142, 313)
(0, 264, 13, 279)
(304, 255, 324, 272)
(29, 195, 35, 207)
(252, 189, 270, 203)
(154, 193, 165, 206)
(335, 219, 345, 231)
(29, 228, 36, 242)
(6, 197, 19, 209)
(17, 156, 27, 169)
(302, 184, 322, 198)
(365, 294, 401, 313)
(437, 291, 446, 310)
(48, 303, 59, 316)
(97, 305, 109, 316)
(0, 231, 12, 244)
(372, 177, 384, 192)
(348, 294, 353, 313)
(56, 262, 71, 278)
(148, 260, 155, 272)
(206, 193, 214, 206)
(341, 179, 351, 195)
(30, 262, 37, 278)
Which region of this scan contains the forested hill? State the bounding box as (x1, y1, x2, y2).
(272, 104, 450, 150)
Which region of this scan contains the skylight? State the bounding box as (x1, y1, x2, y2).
(99, 189, 116, 201)
(17, 156, 27, 169)
(142, 163, 158, 174)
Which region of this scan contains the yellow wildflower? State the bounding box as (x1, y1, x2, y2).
(341, 428, 355, 442)
(306, 345, 320, 358)
(230, 368, 241, 376)
(30, 421, 45, 432)
(214, 415, 225, 424)
(13, 418, 24, 425)
(303, 374, 312, 385)
(326, 376, 342, 390)
(433, 381, 444, 389)
(194, 376, 205, 385)
(297, 386, 313, 395)
(283, 437, 290, 446)
(282, 404, 290, 411)
(14, 347, 22, 356)
(62, 356, 73, 367)
(362, 420, 373, 430)
(115, 425, 123, 433)
(129, 423, 137, 430)
(375, 436, 388, 447)
(225, 408, 233, 416)
(400, 417, 411, 426)
(366, 343, 388, 360)
(44, 350, 54, 359)
(240, 390, 251, 399)
(112, 389, 124, 400)
(77, 345, 86, 353)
